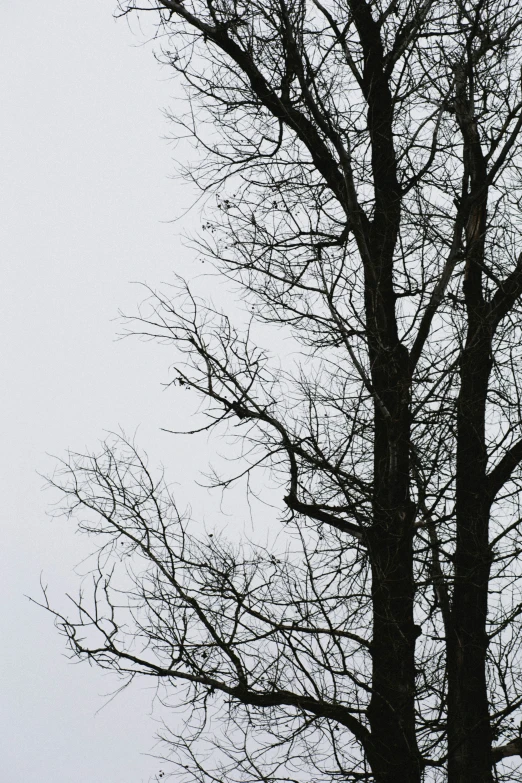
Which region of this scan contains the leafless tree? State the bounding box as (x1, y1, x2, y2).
(44, 1, 522, 781)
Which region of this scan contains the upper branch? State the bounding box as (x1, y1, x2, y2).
(348, 0, 401, 228)
(485, 436, 522, 503)
(284, 491, 364, 541)
(157, 0, 370, 246)
(489, 252, 522, 329)
(384, 0, 436, 73)
(409, 213, 465, 370)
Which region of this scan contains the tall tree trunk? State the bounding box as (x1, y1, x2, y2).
(446, 61, 493, 783)
(366, 335, 421, 783)
(352, 2, 422, 771)
(448, 340, 493, 783)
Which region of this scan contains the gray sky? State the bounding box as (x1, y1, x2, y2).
(1, 2, 209, 780)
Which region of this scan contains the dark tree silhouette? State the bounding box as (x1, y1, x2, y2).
(45, 1, 522, 782)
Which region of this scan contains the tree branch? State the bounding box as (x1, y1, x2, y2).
(284, 491, 365, 541)
(489, 252, 522, 328)
(486, 436, 522, 501)
(492, 737, 522, 764)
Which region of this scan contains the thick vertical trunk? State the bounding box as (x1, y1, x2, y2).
(347, 6, 421, 777)
(446, 63, 493, 783)
(448, 343, 493, 783)
(366, 336, 421, 783)
(367, 520, 421, 783)
(360, 88, 420, 777)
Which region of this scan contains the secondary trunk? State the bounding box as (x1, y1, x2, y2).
(447, 330, 493, 783)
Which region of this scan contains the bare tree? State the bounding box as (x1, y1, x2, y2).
(44, 1, 522, 782)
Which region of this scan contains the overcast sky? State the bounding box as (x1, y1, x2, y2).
(0, 2, 217, 780)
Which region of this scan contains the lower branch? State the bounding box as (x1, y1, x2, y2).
(492, 737, 522, 764)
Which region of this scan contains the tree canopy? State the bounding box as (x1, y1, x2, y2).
(45, 2, 522, 782)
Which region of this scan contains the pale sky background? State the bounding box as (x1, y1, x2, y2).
(0, 2, 225, 780)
